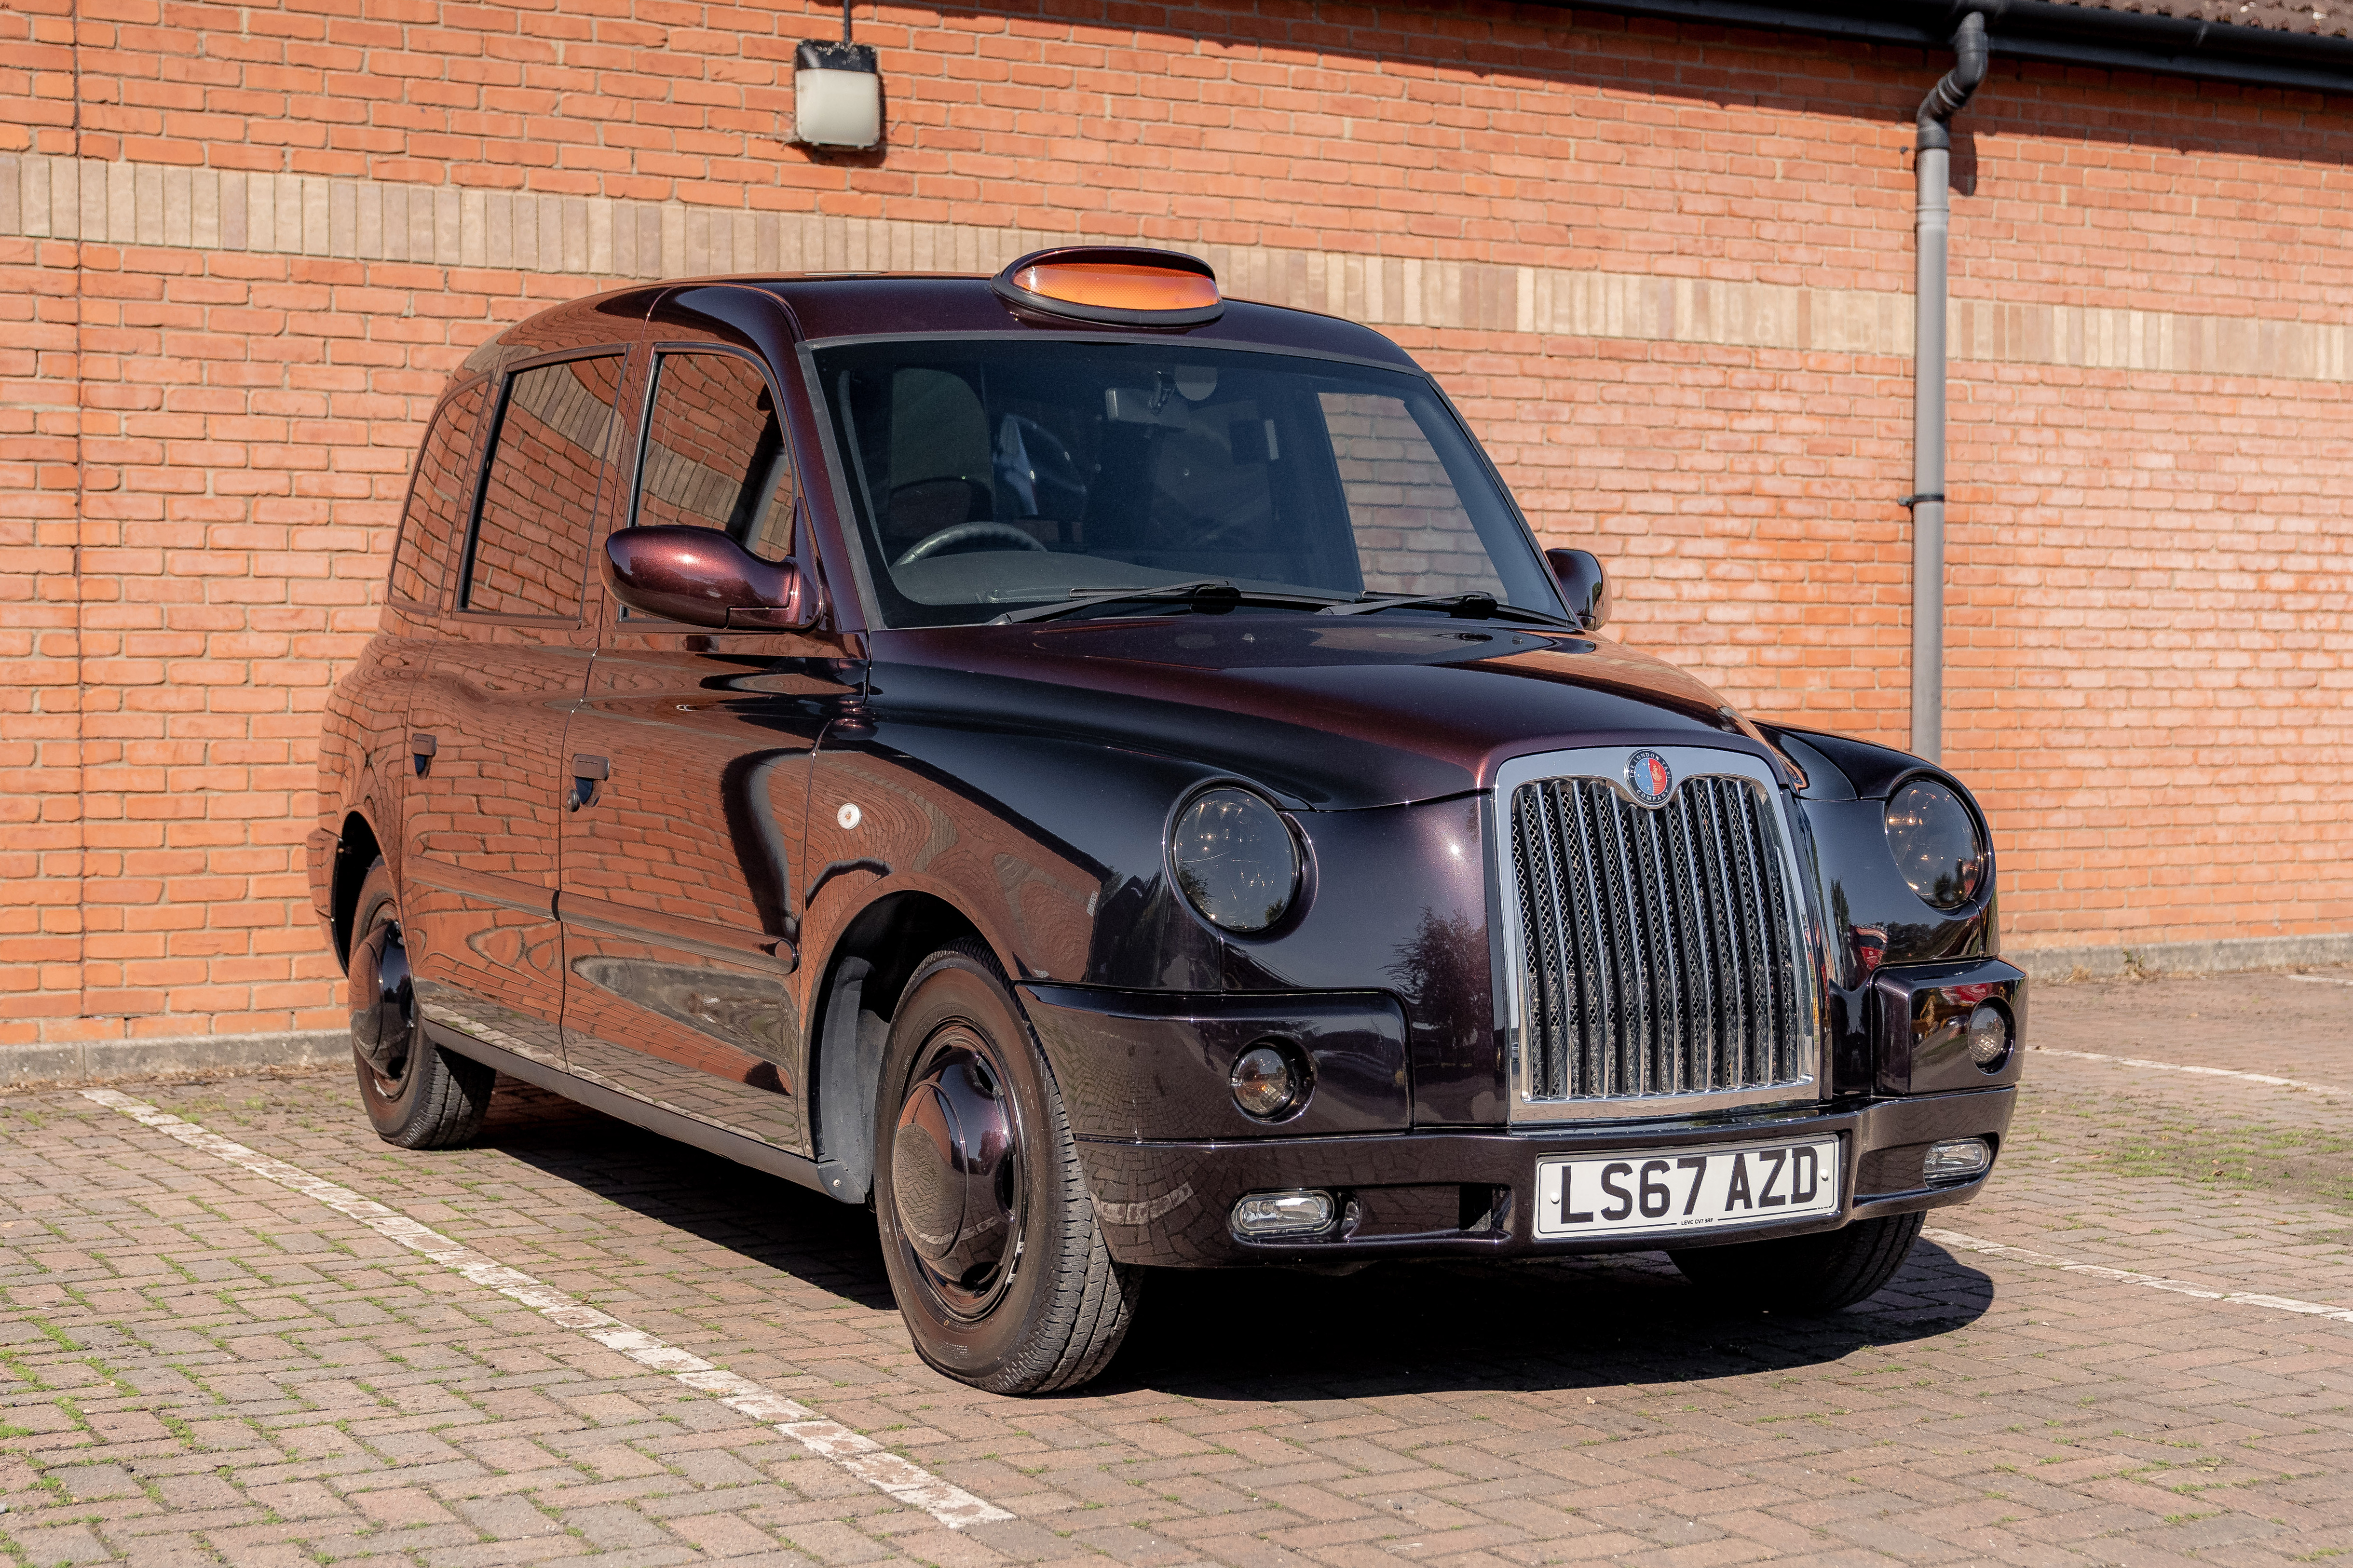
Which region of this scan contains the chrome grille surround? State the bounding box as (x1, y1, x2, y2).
(1493, 747, 1823, 1123)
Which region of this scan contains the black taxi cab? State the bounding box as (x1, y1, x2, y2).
(309, 248, 2022, 1393)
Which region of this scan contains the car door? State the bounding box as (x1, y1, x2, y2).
(401, 349, 630, 1068)
(558, 300, 859, 1153)
(322, 377, 490, 940)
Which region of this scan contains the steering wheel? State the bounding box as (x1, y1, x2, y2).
(894, 522, 1049, 568)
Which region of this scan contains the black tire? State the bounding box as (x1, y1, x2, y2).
(872, 944, 1141, 1393)
(347, 859, 495, 1150)
(1669, 1211, 1925, 1312)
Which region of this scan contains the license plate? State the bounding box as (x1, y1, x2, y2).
(1533, 1137, 1841, 1240)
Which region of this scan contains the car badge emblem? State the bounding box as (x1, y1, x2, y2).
(1627, 749, 1673, 807)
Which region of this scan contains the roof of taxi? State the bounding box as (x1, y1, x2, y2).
(755, 274, 1417, 365)
(463, 273, 1425, 377)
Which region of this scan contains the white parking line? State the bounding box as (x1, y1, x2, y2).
(2287, 973, 2353, 987)
(2027, 1045, 2344, 1096)
(80, 1088, 1014, 1529)
(1927, 1226, 2353, 1325)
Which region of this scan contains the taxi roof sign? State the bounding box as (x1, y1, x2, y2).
(991, 246, 1224, 327)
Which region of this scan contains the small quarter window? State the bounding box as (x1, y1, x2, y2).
(635, 351, 798, 563)
(462, 355, 624, 620)
(1319, 392, 1509, 601)
(389, 380, 490, 611)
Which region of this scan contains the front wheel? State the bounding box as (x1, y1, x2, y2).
(872, 945, 1142, 1393)
(1669, 1211, 1925, 1312)
(346, 859, 495, 1149)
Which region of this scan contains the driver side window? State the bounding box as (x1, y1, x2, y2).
(635, 351, 797, 562)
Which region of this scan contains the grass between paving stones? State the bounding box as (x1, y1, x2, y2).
(2012, 1078, 2353, 1213)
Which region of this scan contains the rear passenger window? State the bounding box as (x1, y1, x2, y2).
(635, 351, 798, 563)
(389, 381, 490, 611)
(461, 355, 625, 620)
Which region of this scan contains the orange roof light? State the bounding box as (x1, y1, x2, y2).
(1012, 261, 1218, 314)
(992, 247, 1224, 328)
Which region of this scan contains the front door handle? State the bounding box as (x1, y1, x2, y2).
(410, 733, 436, 777)
(568, 754, 609, 811)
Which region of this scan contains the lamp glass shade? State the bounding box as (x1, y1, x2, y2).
(794, 42, 880, 149)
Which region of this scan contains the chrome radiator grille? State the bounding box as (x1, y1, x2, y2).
(1508, 772, 1813, 1107)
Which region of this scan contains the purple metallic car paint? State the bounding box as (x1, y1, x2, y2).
(308, 271, 2018, 1271)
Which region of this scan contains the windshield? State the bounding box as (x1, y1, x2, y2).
(813, 339, 1564, 627)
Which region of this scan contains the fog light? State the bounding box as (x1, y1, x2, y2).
(1231, 1041, 1304, 1119)
(1966, 1002, 2011, 1070)
(1231, 1190, 1335, 1239)
(1924, 1137, 1992, 1184)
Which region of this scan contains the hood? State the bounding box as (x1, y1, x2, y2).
(864, 617, 1790, 811)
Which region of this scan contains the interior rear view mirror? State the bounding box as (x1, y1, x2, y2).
(1545, 547, 1609, 631)
(604, 526, 819, 631)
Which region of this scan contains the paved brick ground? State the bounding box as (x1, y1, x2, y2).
(2, 971, 2350, 1565)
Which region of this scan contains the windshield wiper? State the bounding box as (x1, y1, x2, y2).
(1319, 591, 1584, 630)
(992, 580, 1350, 625)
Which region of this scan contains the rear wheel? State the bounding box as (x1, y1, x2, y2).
(873, 945, 1141, 1393)
(1669, 1211, 1925, 1312)
(347, 860, 495, 1149)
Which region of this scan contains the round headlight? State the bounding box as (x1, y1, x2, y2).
(1170, 786, 1299, 933)
(1883, 779, 1986, 910)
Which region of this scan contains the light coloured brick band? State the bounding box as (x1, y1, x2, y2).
(7, 152, 2349, 383)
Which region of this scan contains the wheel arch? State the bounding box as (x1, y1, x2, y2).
(328, 808, 387, 972)
(806, 887, 1021, 1205)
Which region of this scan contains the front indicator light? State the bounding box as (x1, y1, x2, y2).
(1231, 1042, 1305, 1119)
(1170, 786, 1299, 933)
(1230, 1190, 1335, 1239)
(1924, 1137, 1993, 1184)
(1966, 1002, 2011, 1070)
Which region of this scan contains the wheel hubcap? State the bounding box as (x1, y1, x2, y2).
(891, 1028, 1020, 1315)
(351, 918, 416, 1089)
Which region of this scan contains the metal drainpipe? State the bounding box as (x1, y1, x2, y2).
(1906, 10, 1988, 764)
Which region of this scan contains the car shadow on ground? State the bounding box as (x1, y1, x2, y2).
(1104, 1241, 1994, 1401)
(476, 1077, 900, 1312)
(474, 1079, 1997, 1397)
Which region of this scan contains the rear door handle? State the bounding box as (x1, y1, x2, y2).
(568, 754, 609, 811)
(410, 733, 436, 777)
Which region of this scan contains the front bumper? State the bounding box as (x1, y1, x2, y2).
(1075, 1087, 2013, 1267)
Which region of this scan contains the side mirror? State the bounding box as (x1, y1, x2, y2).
(604, 525, 820, 631)
(1545, 547, 1609, 631)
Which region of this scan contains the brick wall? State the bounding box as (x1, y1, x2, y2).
(3, 0, 2348, 1042)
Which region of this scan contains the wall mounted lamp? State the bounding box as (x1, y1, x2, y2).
(795, 0, 882, 150)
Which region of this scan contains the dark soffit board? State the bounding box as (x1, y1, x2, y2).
(1549, 0, 2353, 95)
